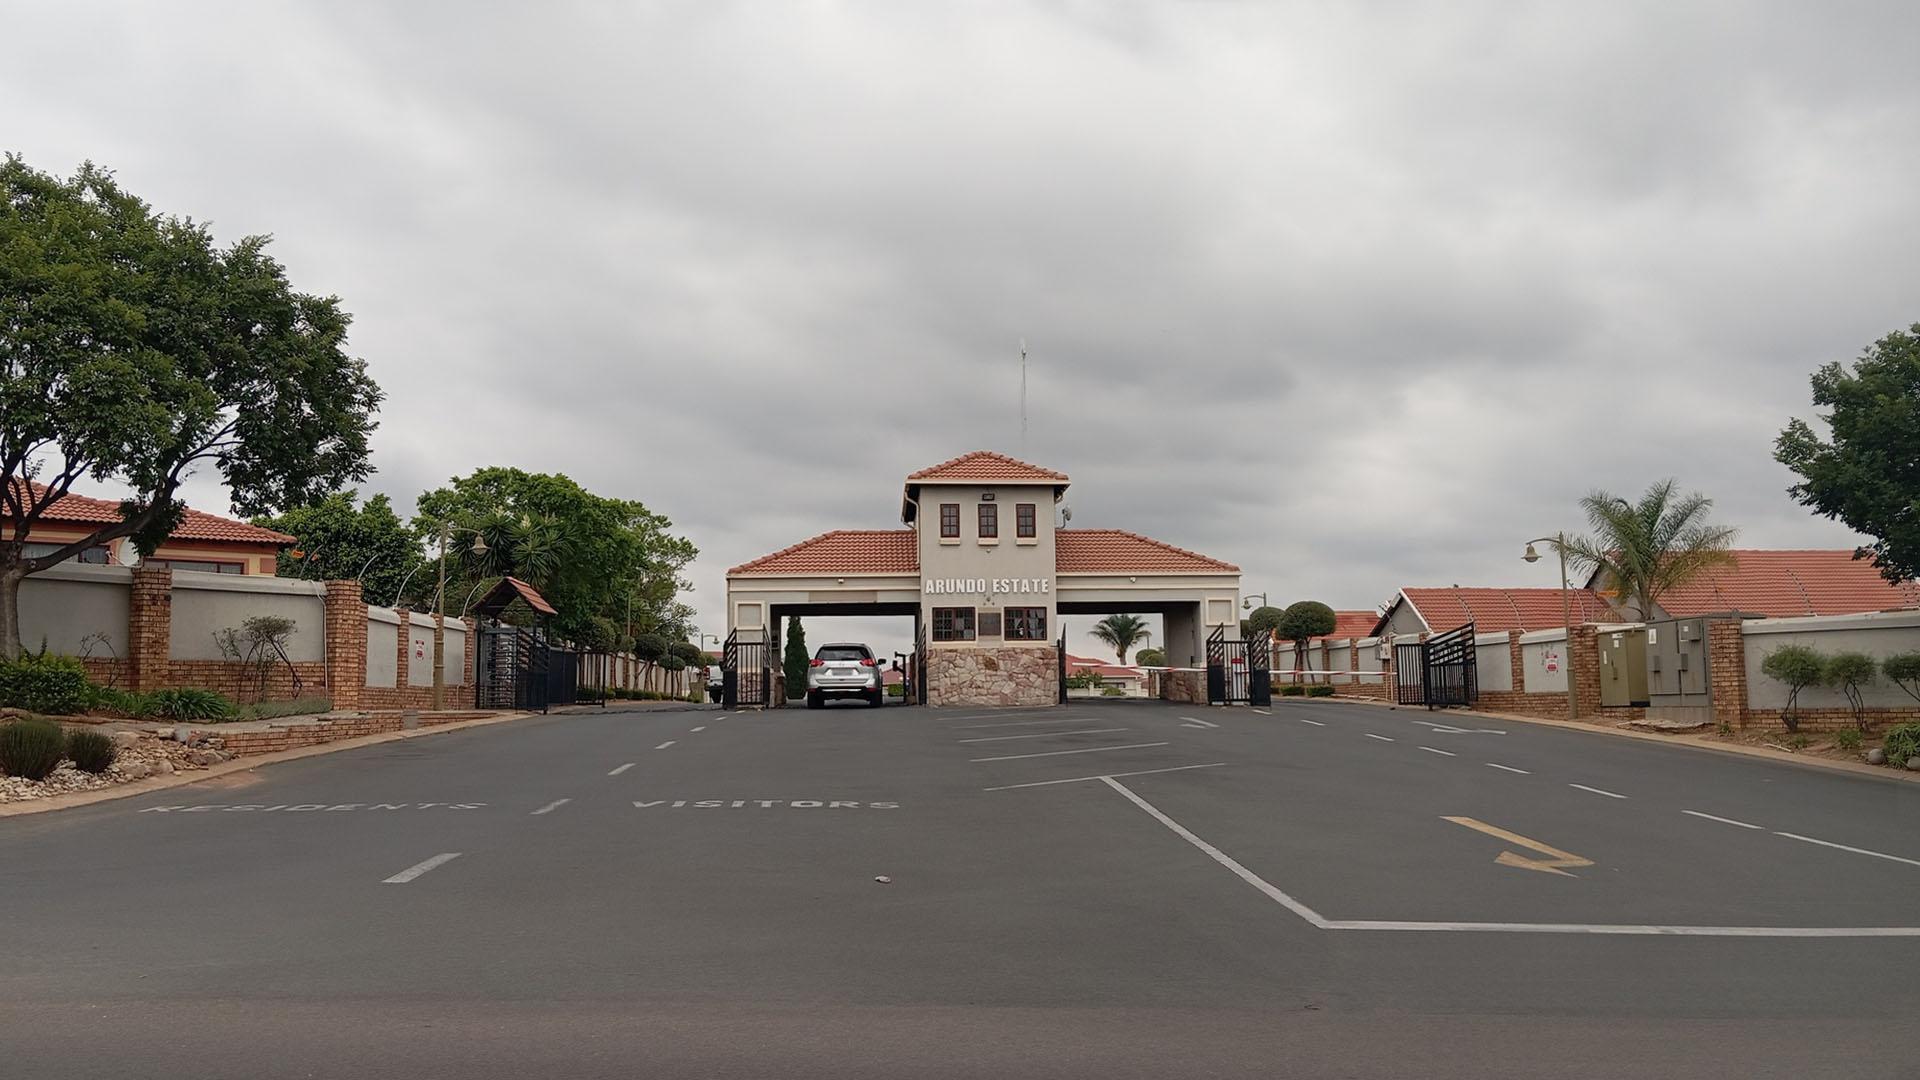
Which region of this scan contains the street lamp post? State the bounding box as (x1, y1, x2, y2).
(1522, 532, 1577, 719)
(1242, 592, 1269, 612)
(434, 522, 489, 712)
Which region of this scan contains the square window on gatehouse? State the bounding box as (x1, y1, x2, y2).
(940, 503, 960, 538)
(1005, 606, 1047, 641)
(977, 502, 998, 539)
(1016, 503, 1036, 538)
(932, 606, 976, 642)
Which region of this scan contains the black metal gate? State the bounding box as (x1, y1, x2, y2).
(1057, 631, 1069, 704)
(912, 620, 928, 705)
(1206, 627, 1270, 705)
(477, 625, 553, 713)
(1394, 623, 1478, 709)
(573, 650, 610, 707)
(722, 630, 771, 709)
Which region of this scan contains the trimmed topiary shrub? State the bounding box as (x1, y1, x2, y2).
(1280, 684, 1306, 697)
(1760, 645, 1824, 733)
(65, 729, 117, 773)
(1822, 651, 1878, 733)
(136, 688, 235, 722)
(0, 719, 69, 780)
(0, 654, 94, 715)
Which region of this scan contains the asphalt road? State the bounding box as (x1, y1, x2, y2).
(2, 697, 1917, 1078)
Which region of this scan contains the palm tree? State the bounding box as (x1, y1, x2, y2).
(1090, 614, 1152, 665)
(1560, 479, 1738, 621)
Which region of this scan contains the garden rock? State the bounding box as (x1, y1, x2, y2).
(112, 731, 141, 750)
(1908, 756, 1920, 771)
(1866, 748, 1886, 765)
(153, 759, 174, 775)
(121, 761, 151, 780)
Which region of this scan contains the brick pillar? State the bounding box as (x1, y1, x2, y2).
(1508, 630, 1526, 692)
(1570, 625, 1603, 718)
(395, 609, 412, 690)
(1707, 618, 1749, 730)
(322, 580, 366, 710)
(127, 566, 173, 692)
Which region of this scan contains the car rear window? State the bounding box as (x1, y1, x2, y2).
(816, 646, 869, 661)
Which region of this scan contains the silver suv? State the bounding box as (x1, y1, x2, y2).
(806, 642, 884, 708)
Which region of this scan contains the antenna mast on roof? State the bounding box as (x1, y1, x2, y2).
(1019, 338, 1028, 453)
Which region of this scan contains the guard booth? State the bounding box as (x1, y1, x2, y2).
(471, 577, 563, 713)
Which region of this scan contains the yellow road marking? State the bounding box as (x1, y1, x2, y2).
(1443, 816, 1595, 877)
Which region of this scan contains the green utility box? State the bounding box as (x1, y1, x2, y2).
(1597, 626, 1649, 708)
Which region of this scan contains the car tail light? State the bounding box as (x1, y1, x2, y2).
(860, 658, 877, 667)
(809, 658, 825, 667)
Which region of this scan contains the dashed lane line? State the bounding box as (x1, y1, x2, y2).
(955, 716, 1105, 730)
(654, 741, 676, 750)
(1296, 718, 1326, 727)
(1251, 709, 1271, 715)
(382, 853, 462, 884)
(983, 762, 1228, 791)
(1775, 831, 1920, 869)
(959, 728, 1130, 744)
(690, 726, 707, 732)
(1180, 716, 1220, 728)
(1485, 763, 1530, 775)
(1419, 746, 1457, 756)
(530, 799, 571, 815)
(1569, 783, 1628, 799)
(1683, 810, 1761, 830)
(608, 763, 635, 776)
(1363, 733, 1395, 742)
(970, 742, 1170, 763)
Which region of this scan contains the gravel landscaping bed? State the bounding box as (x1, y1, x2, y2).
(0, 728, 234, 803)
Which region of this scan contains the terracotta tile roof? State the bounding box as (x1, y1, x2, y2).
(1055, 529, 1239, 573)
(906, 451, 1069, 484)
(1398, 586, 1623, 634)
(729, 530, 919, 575)
(1066, 654, 1143, 678)
(1314, 610, 1382, 641)
(1644, 550, 1920, 618)
(4, 481, 295, 545)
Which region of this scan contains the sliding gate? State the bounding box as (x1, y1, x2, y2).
(1394, 622, 1478, 709)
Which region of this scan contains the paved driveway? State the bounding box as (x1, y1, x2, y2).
(2, 698, 1915, 1078)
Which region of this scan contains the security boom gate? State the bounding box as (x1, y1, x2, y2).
(1394, 622, 1478, 709)
(1206, 626, 1271, 706)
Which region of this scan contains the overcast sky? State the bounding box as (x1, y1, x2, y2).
(6, 2, 1918, 662)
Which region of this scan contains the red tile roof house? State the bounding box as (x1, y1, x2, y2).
(1065, 653, 1146, 695)
(4, 482, 295, 575)
(1374, 586, 1625, 637)
(1585, 550, 1920, 620)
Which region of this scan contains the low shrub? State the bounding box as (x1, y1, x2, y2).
(1101, 686, 1125, 697)
(1280, 685, 1306, 697)
(1782, 733, 1812, 751)
(65, 729, 117, 773)
(1834, 728, 1863, 752)
(1305, 685, 1336, 697)
(0, 654, 94, 715)
(0, 719, 69, 780)
(1883, 723, 1920, 768)
(137, 688, 235, 722)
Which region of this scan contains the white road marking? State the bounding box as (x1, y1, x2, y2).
(1569, 783, 1628, 799)
(608, 763, 635, 776)
(1682, 810, 1762, 830)
(654, 741, 676, 750)
(530, 799, 571, 815)
(1485, 763, 1530, 774)
(970, 742, 1170, 763)
(1100, 776, 1920, 938)
(1180, 716, 1219, 728)
(1181, 721, 1209, 729)
(1296, 718, 1326, 727)
(1100, 777, 1332, 928)
(956, 716, 1102, 729)
(959, 727, 1129, 744)
(1251, 709, 1271, 715)
(1412, 720, 1507, 735)
(382, 853, 461, 884)
(983, 762, 1228, 791)
(1775, 831, 1920, 869)
(1363, 733, 1395, 742)
(1419, 746, 1457, 757)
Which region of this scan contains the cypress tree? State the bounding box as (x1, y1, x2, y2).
(783, 617, 809, 698)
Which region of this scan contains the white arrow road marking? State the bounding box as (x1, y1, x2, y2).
(383, 853, 461, 884)
(1180, 716, 1219, 728)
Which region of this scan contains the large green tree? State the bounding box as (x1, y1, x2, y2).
(1275, 601, 1336, 679)
(1559, 479, 1737, 620)
(413, 467, 696, 649)
(1091, 613, 1151, 664)
(0, 158, 381, 657)
(1776, 324, 1920, 585)
(256, 492, 420, 606)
